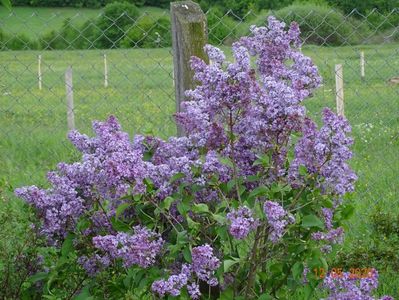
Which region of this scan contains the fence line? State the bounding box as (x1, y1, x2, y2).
(0, 7, 398, 235)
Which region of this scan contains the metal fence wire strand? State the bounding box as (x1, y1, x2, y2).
(0, 8, 398, 236)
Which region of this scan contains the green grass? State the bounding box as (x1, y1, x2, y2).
(0, 42, 398, 297)
(0, 6, 168, 36)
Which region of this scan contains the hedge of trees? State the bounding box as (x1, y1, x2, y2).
(9, 0, 399, 17)
(1, 1, 398, 51)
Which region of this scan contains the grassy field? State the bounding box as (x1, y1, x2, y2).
(0, 6, 168, 36)
(0, 19, 399, 297)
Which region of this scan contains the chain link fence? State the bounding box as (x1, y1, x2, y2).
(0, 6, 398, 235)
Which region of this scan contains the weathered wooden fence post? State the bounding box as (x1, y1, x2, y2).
(65, 66, 75, 131)
(170, 0, 208, 136)
(335, 64, 344, 117)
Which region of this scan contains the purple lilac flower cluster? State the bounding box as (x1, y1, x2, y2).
(92, 226, 163, 268)
(77, 254, 111, 277)
(322, 269, 393, 300)
(311, 208, 344, 253)
(152, 245, 220, 299)
(263, 201, 293, 243)
(226, 206, 258, 239)
(176, 16, 322, 180)
(289, 108, 357, 196)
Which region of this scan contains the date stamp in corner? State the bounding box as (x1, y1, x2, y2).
(313, 267, 375, 280)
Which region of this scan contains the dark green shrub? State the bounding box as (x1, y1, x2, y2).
(120, 15, 171, 48)
(326, 0, 399, 15)
(145, 0, 170, 8)
(207, 7, 238, 45)
(1, 33, 38, 50)
(333, 208, 399, 274)
(40, 17, 103, 50)
(95, 1, 140, 49)
(0, 182, 44, 299)
(255, 0, 294, 10)
(272, 4, 370, 45)
(40, 18, 80, 50)
(364, 11, 399, 32)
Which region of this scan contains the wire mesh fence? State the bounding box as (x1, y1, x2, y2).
(0, 7, 398, 235)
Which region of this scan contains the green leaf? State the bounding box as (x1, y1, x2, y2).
(253, 155, 270, 167)
(116, 202, 131, 218)
(192, 203, 209, 214)
(169, 172, 185, 183)
(111, 217, 130, 232)
(177, 230, 188, 245)
(223, 258, 240, 273)
(187, 216, 199, 230)
(304, 284, 314, 300)
(249, 186, 269, 199)
(301, 215, 324, 229)
(73, 285, 93, 300)
(299, 165, 308, 176)
(292, 262, 304, 281)
(76, 217, 90, 232)
(177, 202, 190, 217)
(183, 247, 192, 263)
(29, 272, 48, 284)
(219, 156, 234, 168)
(212, 213, 226, 224)
(160, 196, 175, 211)
(61, 234, 75, 257)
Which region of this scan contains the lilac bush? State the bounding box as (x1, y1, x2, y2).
(15, 16, 392, 299)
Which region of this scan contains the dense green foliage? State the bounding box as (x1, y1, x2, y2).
(207, 7, 238, 45)
(0, 182, 44, 299)
(120, 16, 171, 48)
(333, 207, 399, 287)
(95, 2, 140, 48)
(250, 4, 371, 46)
(326, 0, 399, 14)
(11, 0, 151, 8)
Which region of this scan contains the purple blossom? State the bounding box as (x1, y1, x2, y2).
(15, 175, 84, 243)
(77, 254, 110, 277)
(312, 227, 344, 244)
(264, 201, 293, 243)
(191, 244, 220, 286)
(289, 109, 357, 196)
(187, 282, 201, 299)
(226, 206, 258, 239)
(93, 226, 163, 268)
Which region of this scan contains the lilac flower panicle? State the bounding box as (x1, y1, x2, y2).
(264, 201, 293, 243)
(226, 206, 258, 239)
(289, 108, 357, 196)
(92, 226, 163, 268)
(191, 244, 220, 286)
(77, 254, 110, 277)
(187, 282, 201, 299)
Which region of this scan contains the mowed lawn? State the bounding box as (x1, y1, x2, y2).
(0, 6, 169, 36)
(0, 44, 398, 296)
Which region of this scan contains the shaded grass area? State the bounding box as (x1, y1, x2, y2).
(0, 44, 398, 297)
(0, 6, 168, 36)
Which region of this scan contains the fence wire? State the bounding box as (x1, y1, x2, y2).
(0, 7, 398, 235)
